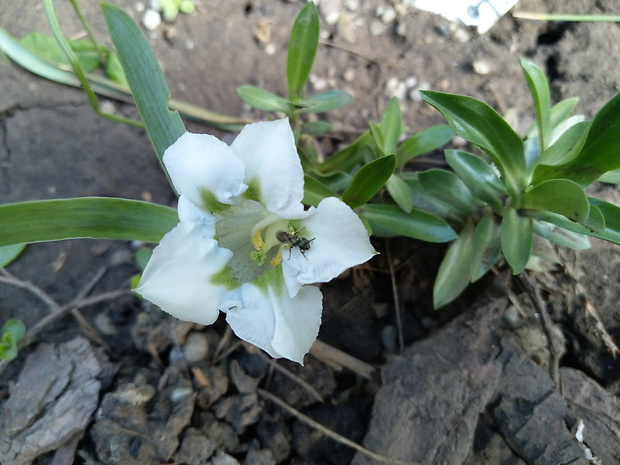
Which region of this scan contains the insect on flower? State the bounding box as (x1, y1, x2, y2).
(276, 230, 315, 259)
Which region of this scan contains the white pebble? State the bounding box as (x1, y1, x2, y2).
(265, 43, 276, 55)
(472, 59, 493, 75)
(183, 332, 209, 362)
(369, 20, 385, 36)
(142, 9, 161, 31)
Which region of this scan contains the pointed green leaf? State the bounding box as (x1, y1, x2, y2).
(537, 121, 588, 167)
(102, 3, 186, 165)
(0, 244, 26, 268)
(522, 179, 589, 224)
(379, 97, 402, 155)
(585, 204, 605, 232)
(526, 97, 580, 140)
(0, 198, 178, 247)
(418, 169, 482, 215)
(521, 59, 551, 151)
(296, 89, 353, 113)
(444, 150, 506, 213)
(3, 319, 25, 342)
(302, 175, 339, 207)
(342, 155, 395, 208)
(433, 219, 475, 308)
(317, 131, 373, 175)
(533, 92, 620, 186)
(20, 32, 101, 71)
(501, 207, 533, 274)
(396, 125, 454, 166)
(597, 168, 620, 184)
(386, 174, 414, 213)
(470, 209, 501, 282)
(419, 90, 526, 201)
(361, 204, 457, 242)
(533, 220, 591, 250)
(287, 1, 319, 100)
(237, 86, 290, 112)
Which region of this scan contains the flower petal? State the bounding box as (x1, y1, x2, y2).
(164, 132, 247, 208)
(282, 197, 377, 296)
(136, 221, 234, 325)
(231, 119, 307, 219)
(224, 280, 322, 364)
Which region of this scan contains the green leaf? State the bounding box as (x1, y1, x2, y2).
(302, 175, 339, 207)
(342, 155, 395, 208)
(361, 204, 457, 242)
(296, 89, 353, 113)
(303, 120, 332, 135)
(470, 209, 501, 282)
(237, 86, 290, 112)
(0, 198, 178, 247)
(287, 1, 320, 100)
(522, 179, 589, 224)
(597, 168, 620, 183)
(20, 32, 100, 71)
(533, 220, 591, 250)
(418, 169, 481, 215)
(0, 244, 26, 268)
(379, 97, 402, 155)
(521, 59, 551, 151)
(317, 131, 374, 175)
(386, 174, 414, 213)
(525, 97, 580, 140)
(501, 207, 533, 274)
(585, 204, 605, 233)
(400, 172, 465, 224)
(533, 92, 620, 186)
(444, 150, 506, 213)
(420, 90, 526, 201)
(102, 3, 186, 167)
(3, 319, 26, 342)
(433, 218, 475, 308)
(395, 125, 454, 166)
(103, 50, 128, 86)
(536, 121, 588, 167)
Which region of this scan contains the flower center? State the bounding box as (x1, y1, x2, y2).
(250, 215, 291, 266)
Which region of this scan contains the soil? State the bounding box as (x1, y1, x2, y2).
(1, 0, 620, 464)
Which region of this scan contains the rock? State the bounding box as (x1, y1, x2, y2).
(142, 9, 161, 31)
(183, 331, 209, 363)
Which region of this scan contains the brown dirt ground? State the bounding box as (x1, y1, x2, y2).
(1, 0, 619, 464)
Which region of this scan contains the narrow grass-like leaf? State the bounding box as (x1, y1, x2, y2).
(287, 1, 319, 100)
(470, 209, 501, 281)
(501, 207, 533, 274)
(361, 204, 457, 242)
(420, 90, 526, 201)
(296, 89, 353, 113)
(0, 198, 178, 247)
(433, 219, 475, 308)
(445, 150, 506, 213)
(342, 155, 395, 208)
(395, 125, 454, 166)
(102, 3, 186, 165)
(522, 179, 589, 224)
(418, 169, 481, 215)
(533, 92, 620, 186)
(521, 59, 551, 152)
(237, 86, 290, 112)
(0, 244, 26, 268)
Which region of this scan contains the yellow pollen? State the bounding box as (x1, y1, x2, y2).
(251, 229, 265, 251)
(270, 252, 283, 266)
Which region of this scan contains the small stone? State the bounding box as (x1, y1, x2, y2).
(343, 68, 356, 82)
(369, 19, 385, 36)
(95, 313, 117, 336)
(183, 332, 209, 363)
(211, 452, 240, 465)
(170, 386, 194, 403)
(265, 43, 276, 55)
(396, 21, 407, 37)
(142, 9, 161, 31)
(381, 5, 397, 24)
(472, 59, 494, 75)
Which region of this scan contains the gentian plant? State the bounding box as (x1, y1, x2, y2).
(1, 1, 620, 363)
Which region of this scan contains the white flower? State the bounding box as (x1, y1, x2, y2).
(136, 119, 377, 363)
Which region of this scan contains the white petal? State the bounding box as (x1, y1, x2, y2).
(225, 281, 322, 364)
(230, 119, 307, 219)
(136, 221, 234, 325)
(177, 195, 216, 224)
(282, 197, 377, 296)
(164, 132, 247, 208)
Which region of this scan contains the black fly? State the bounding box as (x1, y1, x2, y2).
(276, 230, 314, 259)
